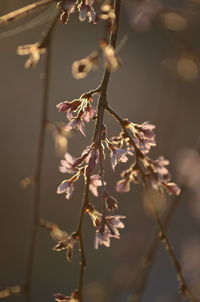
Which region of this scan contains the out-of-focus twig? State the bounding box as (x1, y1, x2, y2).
(24, 15, 58, 302)
(0, 0, 54, 25)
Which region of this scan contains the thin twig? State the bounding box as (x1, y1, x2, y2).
(75, 177, 90, 302)
(148, 187, 198, 302)
(135, 138, 200, 301)
(130, 186, 186, 302)
(25, 16, 58, 302)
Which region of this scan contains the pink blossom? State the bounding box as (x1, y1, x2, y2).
(56, 99, 80, 113)
(110, 148, 130, 170)
(78, 2, 96, 22)
(57, 179, 74, 199)
(116, 179, 131, 192)
(89, 174, 104, 196)
(82, 105, 96, 122)
(64, 118, 86, 136)
(141, 156, 181, 195)
(129, 121, 156, 154)
(164, 182, 181, 196)
(94, 215, 126, 249)
(53, 233, 78, 261)
(149, 156, 170, 182)
(85, 148, 99, 176)
(59, 152, 77, 174)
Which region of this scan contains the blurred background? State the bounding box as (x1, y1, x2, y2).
(1, 0, 200, 301)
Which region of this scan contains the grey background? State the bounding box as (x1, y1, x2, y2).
(0, 1, 200, 302)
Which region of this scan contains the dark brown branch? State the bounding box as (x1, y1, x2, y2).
(75, 1, 121, 300)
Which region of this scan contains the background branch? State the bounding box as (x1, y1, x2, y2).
(25, 16, 58, 302)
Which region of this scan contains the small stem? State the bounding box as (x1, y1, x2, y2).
(98, 142, 106, 217)
(76, 177, 90, 301)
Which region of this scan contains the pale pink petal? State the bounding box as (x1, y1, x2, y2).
(57, 180, 70, 194)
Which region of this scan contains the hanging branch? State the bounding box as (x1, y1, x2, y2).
(105, 104, 197, 302)
(74, 1, 121, 300)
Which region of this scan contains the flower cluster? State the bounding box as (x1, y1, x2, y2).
(127, 121, 156, 154)
(58, 0, 96, 24)
(57, 147, 104, 199)
(57, 96, 96, 136)
(109, 120, 180, 196)
(57, 0, 116, 24)
(86, 205, 125, 249)
(106, 138, 132, 170)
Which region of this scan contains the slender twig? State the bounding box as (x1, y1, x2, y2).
(25, 16, 58, 302)
(75, 1, 121, 300)
(75, 177, 90, 302)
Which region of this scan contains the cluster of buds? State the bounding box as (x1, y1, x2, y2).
(57, 95, 96, 135)
(100, 40, 121, 71)
(17, 42, 46, 69)
(72, 51, 99, 79)
(72, 40, 120, 79)
(98, 2, 116, 21)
